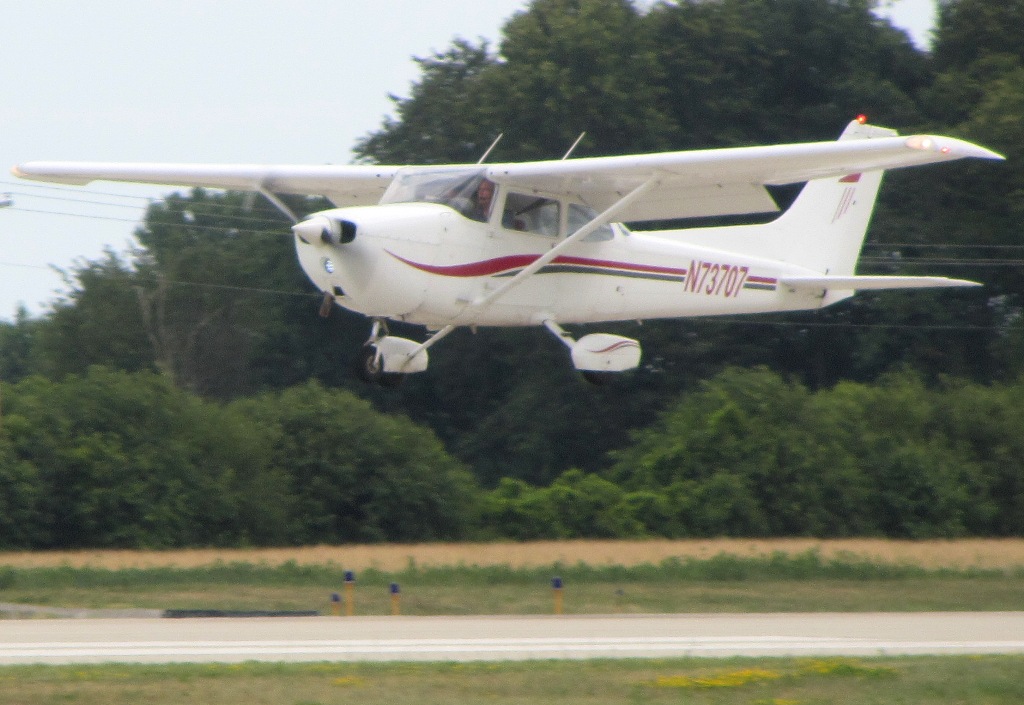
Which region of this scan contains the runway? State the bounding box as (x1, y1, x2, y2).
(3, 613, 1024, 664)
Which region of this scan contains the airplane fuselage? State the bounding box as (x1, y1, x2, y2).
(295, 202, 826, 329)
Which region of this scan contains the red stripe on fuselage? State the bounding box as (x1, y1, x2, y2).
(386, 251, 688, 279)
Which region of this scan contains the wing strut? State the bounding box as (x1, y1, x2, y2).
(400, 177, 661, 368)
(471, 176, 660, 311)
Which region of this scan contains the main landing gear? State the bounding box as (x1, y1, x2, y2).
(355, 319, 429, 387)
(542, 320, 642, 386)
(353, 318, 640, 387)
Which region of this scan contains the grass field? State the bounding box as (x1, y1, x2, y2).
(4, 537, 1024, 570)
(2, 656, 1024, 704)
(2, 540, 1024, 615)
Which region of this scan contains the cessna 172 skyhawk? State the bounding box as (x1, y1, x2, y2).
(13, 117, 1004, 384)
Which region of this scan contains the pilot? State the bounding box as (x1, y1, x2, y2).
(465, 178, 495, 223)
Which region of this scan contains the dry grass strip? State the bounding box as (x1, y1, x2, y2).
(2, 538, 1024, 571)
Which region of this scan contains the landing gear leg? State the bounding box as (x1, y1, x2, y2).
(355, 320, 405, 387)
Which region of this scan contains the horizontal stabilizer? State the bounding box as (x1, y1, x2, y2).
(779, 275, 981, 291)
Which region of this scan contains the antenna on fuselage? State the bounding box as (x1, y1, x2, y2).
(476, 133, 504, 164)
(562, 132, 587, 160)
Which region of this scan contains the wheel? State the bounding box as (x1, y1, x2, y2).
(356, 344, 383, 383)
(356, 344, 406, 387)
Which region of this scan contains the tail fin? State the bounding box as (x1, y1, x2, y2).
(656, 120, 898, 279)
(768, 120, 896, 277)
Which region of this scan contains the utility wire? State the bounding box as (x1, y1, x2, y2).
(8, 202, 1024, 262)
(4, 188, 301, 224)
(5, 206, 290, 236)
(3, 191, 1022, 325)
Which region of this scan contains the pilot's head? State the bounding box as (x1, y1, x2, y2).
(477, 179, 494, 207)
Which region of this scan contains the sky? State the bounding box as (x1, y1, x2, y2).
(1, 0, 936, 321)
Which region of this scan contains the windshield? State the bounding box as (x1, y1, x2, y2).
(380, 168, 493, 221)
(380, 167, 620, 240)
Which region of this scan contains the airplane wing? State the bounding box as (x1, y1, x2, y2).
(485, 121, 1004, 221)
(13, 120, 1003, 218)
(11, 162, 402, 207)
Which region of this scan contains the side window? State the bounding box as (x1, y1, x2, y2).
(568, 203, 614, 242)
(502, 192, 561, 237)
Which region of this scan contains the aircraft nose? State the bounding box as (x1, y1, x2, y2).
(292, 214, 358, 245)
(292, 216, 332, 245)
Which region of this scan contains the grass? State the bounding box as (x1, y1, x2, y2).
(3, 550, 1024, 614)
(1, 656, 1024, 704)
(5, 537, 1024, 570)
(3, 543, 1023, 702)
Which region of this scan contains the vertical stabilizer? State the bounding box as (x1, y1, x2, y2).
(769, 120, 896, 277)
(650, 120, 902, 300)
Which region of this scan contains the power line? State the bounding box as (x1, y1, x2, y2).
(0, 179, 160, 201)
(0, 258, 317, 300)
(0, 258, 1001, 330)
(865, 242, 1024, 251)
(4, 187, 301, 222)
(5, 206, 291, 236)
(4, 184, 1022, 248)
(710, 318, 995, 333)
(8, 203, 1024, 264)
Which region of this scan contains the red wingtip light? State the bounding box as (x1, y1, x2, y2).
(856, 114, 868, 124)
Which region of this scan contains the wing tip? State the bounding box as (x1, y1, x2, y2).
(904, 135, 1006, 161)
(11, 162, 101, 186)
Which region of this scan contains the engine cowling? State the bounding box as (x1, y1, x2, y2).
(293, 204, 448, 320)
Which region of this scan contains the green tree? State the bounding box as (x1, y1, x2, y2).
(482, 0, 674, 158)
(607, 367, 995, 538)
(232, 381, 479, 543)
(354, 39, 501, 164)
(0, 306, 41, 382)
(933, 0, 1024, 71)
(646, 0, 927, 147)
(131, 189, 313, 398)
(30, 251, 155, 380)
(2, 367, 282, 548)
(0, 432, 44, 548)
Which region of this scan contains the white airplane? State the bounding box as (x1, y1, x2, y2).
(13, 117, 1004, 385)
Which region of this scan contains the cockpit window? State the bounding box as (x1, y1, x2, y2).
(381, 169, 614, 240)
(569, 203, 615, 242)
(502, 192, 560, 237)
(380, 168, 493, 222)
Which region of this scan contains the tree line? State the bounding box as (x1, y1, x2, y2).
(2, 0, 1024, 545)
(2, 364, 1023, 548)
